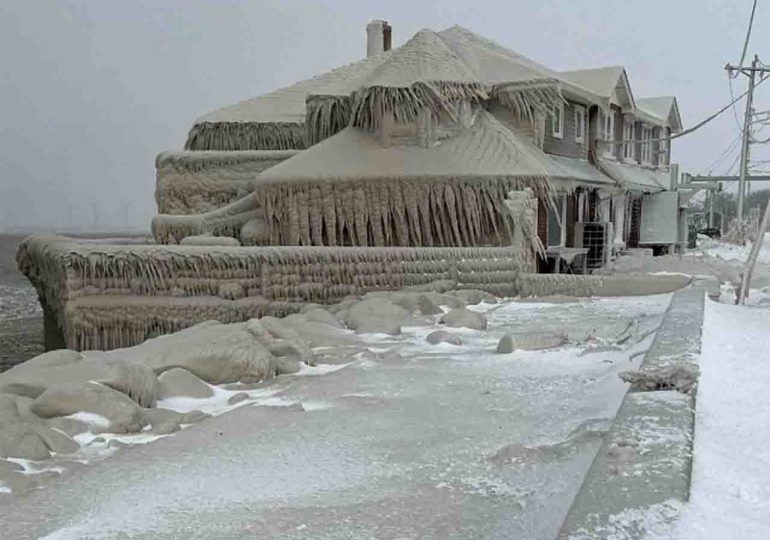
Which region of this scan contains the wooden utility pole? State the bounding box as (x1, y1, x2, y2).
(725, 56, 770, 236)
(736, 56, 757, 228)
(738, 199, 770, 303)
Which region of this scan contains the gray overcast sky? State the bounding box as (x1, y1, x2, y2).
(1, 0, 769, 231)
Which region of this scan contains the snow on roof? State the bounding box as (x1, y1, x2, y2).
(256, 110, 550, 181)
(437, 26, 558, 84)
(597, 159, 668, 193)
(561, 66, 625, 96)
(547, 155, 617, 189)
(190, 25, 595, 132)
(636, 96, 683, 132)
(194, 52, 390, 126)
(361, 29, 481, 88)
(560, 66, 636, 111)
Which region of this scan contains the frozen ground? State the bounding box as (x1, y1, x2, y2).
(0, 294, 671, 540)
(624, 298, 770, 540)
(697, 231, 770, 265)
(672, 299, 770, 539)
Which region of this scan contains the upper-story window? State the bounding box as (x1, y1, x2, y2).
(623, 118, 635, 161)
(551, 102, 564, 139)
(657, 127, 669, 166)
(640, 125, 652, 163)
(574, 105, 586, 143)
(602, 109, 615, 157)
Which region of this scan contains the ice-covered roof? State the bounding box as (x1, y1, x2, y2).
(256, 110, 550, 181)
(194, 53, 389, 126)
(560, 66, 636, 111)
(185, 25, 605, 150)
(547, 155, 617, 190)
(636, 96, 683, 133)
(362, 29, 480, 88)
(597, 159, 668, 193)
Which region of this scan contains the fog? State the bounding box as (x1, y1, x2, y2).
(1, 0, 768, 232)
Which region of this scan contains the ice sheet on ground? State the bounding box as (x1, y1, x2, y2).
(1, 293, 676, 540)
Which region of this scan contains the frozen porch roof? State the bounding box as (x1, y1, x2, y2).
(597, 159, 669, 193)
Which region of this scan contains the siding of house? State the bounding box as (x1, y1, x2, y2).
(543, 101, 589, 159)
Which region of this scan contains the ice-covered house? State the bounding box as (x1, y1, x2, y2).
(18, 21, 687, 352)
(157, 22, 684, 271)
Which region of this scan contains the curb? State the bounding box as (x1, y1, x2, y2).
(556, 285, 706, 539)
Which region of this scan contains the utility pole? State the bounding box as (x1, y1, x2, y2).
(725, 55, 770, 235)
(736, 56, 757, 228)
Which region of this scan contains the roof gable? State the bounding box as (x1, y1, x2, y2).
(560, 66, 636, 111)
(636, 96, 683, 132)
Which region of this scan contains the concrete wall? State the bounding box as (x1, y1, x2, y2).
(558, 286, 708, 540)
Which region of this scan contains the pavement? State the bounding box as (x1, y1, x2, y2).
(0, 294, 670, 540)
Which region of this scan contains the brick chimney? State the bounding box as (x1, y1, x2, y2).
(367, 20, 392, 57)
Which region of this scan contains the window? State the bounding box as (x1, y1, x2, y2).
(602, 109, 615, 157)
(552, 102, 564, 138)
(640, 125, 652, 163)
(547, 194, 567, 247)
(574, 105, 586, 143)
(623, 119, 635, 161)
(657, 127, 669, 166)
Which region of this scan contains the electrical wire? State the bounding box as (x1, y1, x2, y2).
(706, 132, 743, 172)
(725, 152, 741, 176)
(601, 74, 769, 146)
(729, 76, 745, 130)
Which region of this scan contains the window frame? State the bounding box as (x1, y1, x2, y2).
(552, 102, 564, 139)
(623, 118, 635, 161)
(640, 124, 652, 163)
(574, 105, 586, 143)
(657, 127, 669, 166)
(547, 194, 568, 248)
(602, 109, 615, 158)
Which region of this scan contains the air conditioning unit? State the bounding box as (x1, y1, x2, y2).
(576, 221, 613, 270)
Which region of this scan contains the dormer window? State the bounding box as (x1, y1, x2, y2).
(552, 102, 564, 139)
(623, 118, 635, 161)
(574, 105, 586, 143)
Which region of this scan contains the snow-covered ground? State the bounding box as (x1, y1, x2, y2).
(697, 232, 770, 265)
(673, 299, 770, 539)
(0, 294, 672, 540)
(638, 298, 770, 540)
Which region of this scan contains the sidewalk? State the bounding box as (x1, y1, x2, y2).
(666, 299, 770, 539)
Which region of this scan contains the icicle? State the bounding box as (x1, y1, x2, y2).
(353, 185, 368, 247)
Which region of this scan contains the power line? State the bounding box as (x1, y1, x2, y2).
(601, 73, 769, 147)
(729, 76, 745, 130)
(725, 152, 741, 176)
(707, 131, 743, 172)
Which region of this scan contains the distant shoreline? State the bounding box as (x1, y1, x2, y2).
(0, 229, 149, 237)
